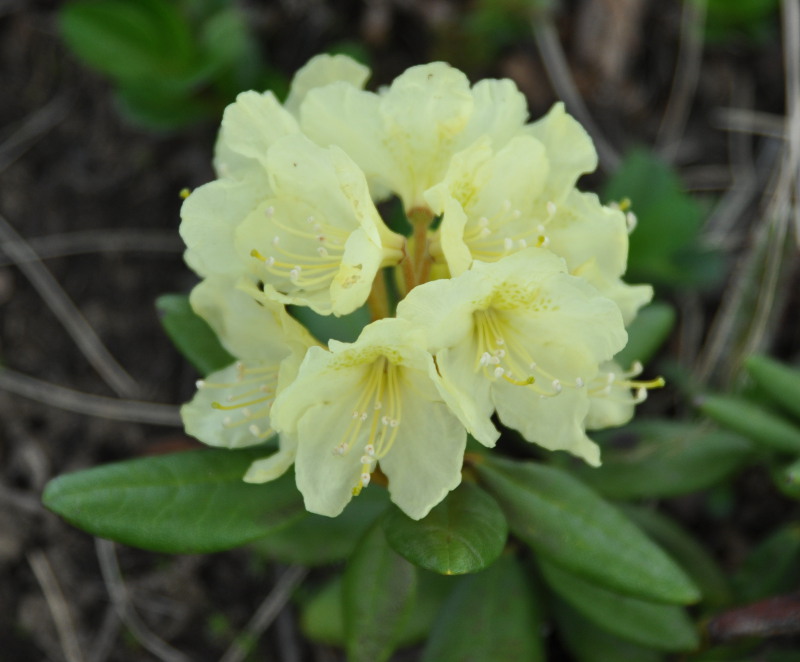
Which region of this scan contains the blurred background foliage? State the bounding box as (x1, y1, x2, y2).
(1, 0, 798, 660)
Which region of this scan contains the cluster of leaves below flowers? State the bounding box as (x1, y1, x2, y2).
(178, 52, 659, 522)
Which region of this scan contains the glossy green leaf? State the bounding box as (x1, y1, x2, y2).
(301, 571, 456, 648)
(614, 301, 676, 367)
(699, 394, 800, 454)
(252, 487, 390, 565)
(553, 598, 664, 662)
(572, 421, 754, 499)
(343, 523, 417, 662)
(42, 447, 305, 553)
(156, 293, 234, 376)
(745, 355, 800, 421)
(619, 505, 731, 607)
(733, 523, 800, 603)
(383, 482, 507, 575)
(475, 455, 699, 604)
(539, 560, 699, 651)
(421, 556, 545, 662)
(60, 0, 196, 81)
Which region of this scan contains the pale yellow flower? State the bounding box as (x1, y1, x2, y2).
(181, 133, 405, 316)
(180, 277, 316, 478)
(397, 248, 628, 465)
(298, 60, 529, 210)
(270, 318, 467, 519)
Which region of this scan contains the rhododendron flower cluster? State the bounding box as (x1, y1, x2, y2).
(179, 54, 658, 520)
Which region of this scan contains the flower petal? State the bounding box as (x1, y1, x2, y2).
(284, 53, 370, 115)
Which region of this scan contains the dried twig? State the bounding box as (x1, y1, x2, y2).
(656, 0, 707, 161)
(532, 17, 621, 172)
(0, 368, 181, 425)
(0, 96, 71, 174)
(95, 539, 192, 662)
(218, 565, 309, 662)
(0, 229, 182, 266)
(28, 549, 86, 662)
(0, 213, 140, 398)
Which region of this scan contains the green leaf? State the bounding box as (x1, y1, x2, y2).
(539, 560, 699, 651)
(421, 556, 545, 662)
(745, 355, 800, 421)
(699, 394, 800, 454)
(619, 505, 731, 607)
(156, 294, 234, 376)
(572, 421, 754, 499)
(603, 149, 722, 289)
(252, 487, 390, 565)
(614, 301, 676, 367)
(732, 523, 800, 603)
(779, 458, 800, 499)
(383, 482, 508, 575)
(288, 304, 371, 344)
(553, 598, 665, 662)
(60, 0, 196, 82)
(42, 447, 305, 553)
(301, 571, 456, 648)
(474, 455, 699, 604)
(343, 523, 417, 662)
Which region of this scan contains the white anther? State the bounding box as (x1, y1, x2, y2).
(195, 379, 205, 388)
(626, 211, 638, 233)
(575, 377, 585, 388)
(223, 416, 233, 426)
(504, 237, 514, 251)
(307, 215, 315, 224)
(249, 424, 261, 436)
(496, 337, 505, 345)
(317, 246, 329, 257)
(495, 349, 506, 358)
(381, 415, 390, 425)
(352, 410, 360, 419)
(631, 361, 643, 374)
(289, 267, 301, 282)
(636, 387, 647, 401)
(360, 412, 368, 421)
(478, 216, 489, 227)
(552, 379, 562, 393)
(480, 352, 492, 366)
(479, 228, 492, 238)
(364, 444, 375, 456)
(529, 362, 537, 369)
(494, 367, 505, 379)
(332, 444, 345, 456)
(272, 235, 280, 246)
(540, 236, 550, 248)
(389, 419, 399, 428)
(537, 224, 546, 235)
(373, 401, 383, 410)
(360, 455, 373, 464)
(517, 239, 528, 249)
(242, 408, 251, 417)
(265, 256, 275, 267)
(488, 355, 501, 365)
(361, 473, 371, 487)
(607, 373, 616, 384)
(265, 206, 274, 217)
(547, 201, 557, 216)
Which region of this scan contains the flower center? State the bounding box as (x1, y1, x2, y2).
(463, 199, 557, 262)
(473, 308, 579, 397)
(330, 356, 403, 495)
(250, 206, 349, 290)
(204, 362, 279, 441)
